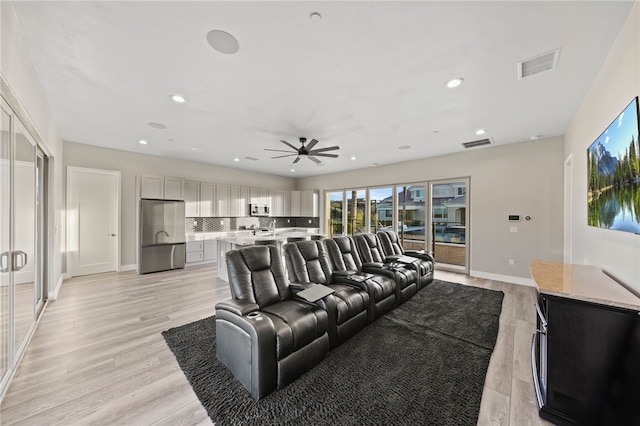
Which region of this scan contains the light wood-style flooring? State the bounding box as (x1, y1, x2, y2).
(0, 264, 551, 425)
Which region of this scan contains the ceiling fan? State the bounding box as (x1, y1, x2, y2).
(265, 137, 340, 164)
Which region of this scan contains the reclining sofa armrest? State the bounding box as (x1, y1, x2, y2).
(216, 309, 277, 400)
(405, 250, 435, 263)
(332, 269, 358, 277)
(215, 299, 260, 317)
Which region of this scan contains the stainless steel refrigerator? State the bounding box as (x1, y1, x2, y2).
(139, 198, 186, 274)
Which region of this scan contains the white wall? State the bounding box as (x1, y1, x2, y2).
(564, 2, 640, 294)
(1, 1, 64, 295)
(298, 137, 565, 284)
(64, 141, 296, 266)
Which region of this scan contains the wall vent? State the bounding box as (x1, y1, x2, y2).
(462, 138, 493, 149)
(245, 156, 259, 161)
(518, 48, 560, 79)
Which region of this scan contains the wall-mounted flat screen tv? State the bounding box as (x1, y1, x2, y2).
(587, 97, 640, 234)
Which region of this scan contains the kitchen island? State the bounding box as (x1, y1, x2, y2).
(216, 231, 325, 282)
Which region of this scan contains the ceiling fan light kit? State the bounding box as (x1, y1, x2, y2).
(265, 137, 340, 164)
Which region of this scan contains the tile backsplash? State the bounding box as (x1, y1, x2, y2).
(186, 217, 319, 233)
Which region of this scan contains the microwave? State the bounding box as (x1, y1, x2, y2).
(249, 204, 270, 216)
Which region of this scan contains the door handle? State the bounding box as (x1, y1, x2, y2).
(0, 251, 9, 273)
(12, 250, 27, 271)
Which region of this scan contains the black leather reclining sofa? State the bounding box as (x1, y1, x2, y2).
(215, 231, 435, 399)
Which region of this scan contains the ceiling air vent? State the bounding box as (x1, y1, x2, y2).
(244, 156, 259, 161)
(462, 138, 493, 149)
(518, 48, 560, 79)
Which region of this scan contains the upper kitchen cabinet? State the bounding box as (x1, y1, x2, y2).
(290, 191, 301, 216)
(200, 182, 216, 217)
(140, 174, 164, 199)
(230, 185, 249, 217)
(184, 180, 200, 217)
(164, 177, 184, 200)
(217, 184, 231, 217)
(259, 188, 269, 205)
(283, 190, 292, 216)
(300, 190, 318, 217)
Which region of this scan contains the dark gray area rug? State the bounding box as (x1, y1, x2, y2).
(162, 279, 504, 425)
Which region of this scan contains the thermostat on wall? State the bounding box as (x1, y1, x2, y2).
(508, 215, 520, 221)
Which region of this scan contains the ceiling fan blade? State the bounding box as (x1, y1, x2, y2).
(310, 146, 340, 153)
(280, 140, 300, 152)
(306, 139, 319, 151)
(293, 156, 301, 164)
(265, 148, 296, 153)
(309, 152, 338, 158)
(308, 156, 321, 164)
(271, 154, 298, 159)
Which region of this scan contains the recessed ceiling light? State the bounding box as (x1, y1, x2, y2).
(148, 122, 167, 129)
(233, 158, 239, 162)
(138, 140, 148, 145)
(310, 12, 322, 23)
(399, 145, 411, 150)
(371, 163, 379, 167)
(446, 78, 464, 88)
(433, 130, 440, 133)
(530, 135, 543, 140)
(290, 169, 295, 172)
(190, 147, 197, 151)
(350, 156, 357, 160)
(475, 129, 486, 135)
(171, 95, 186, 103)
(168, 138, 174, 142)
(207, 30, 240, 54)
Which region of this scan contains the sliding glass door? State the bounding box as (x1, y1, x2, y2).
(395, 184, 426, 251)
(346, 189, 366, 236)
(370, 187, 393, 233)
(429, 179, 469, 272)
(327, 191, 344, 237)
(0, 96, 47, 397)
(0, 98, 11, 390)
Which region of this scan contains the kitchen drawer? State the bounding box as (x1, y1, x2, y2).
(186, 241, 204, 252)
(186, 234, 204, 242)
(186, 251, 204, 263)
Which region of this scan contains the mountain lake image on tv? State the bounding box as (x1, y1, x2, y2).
(587, 97, 640, 234)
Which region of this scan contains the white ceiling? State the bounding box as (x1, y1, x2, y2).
(12, 1, 634, 177)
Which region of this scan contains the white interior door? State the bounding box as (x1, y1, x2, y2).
(67, 167, 120, 277)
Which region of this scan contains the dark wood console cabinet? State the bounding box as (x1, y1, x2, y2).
(531, 260, 640, 426)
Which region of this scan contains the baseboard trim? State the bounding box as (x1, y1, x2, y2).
(470, 270, 535, 287)
(48, 274, 64, 300)
(119, 264, 136, 272)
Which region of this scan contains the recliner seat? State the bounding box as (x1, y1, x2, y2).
(215, 245, 330, 400)
(325, 236, 397, 322)
(283, 240, 370, 347)
(377, 230, 434, 289)
(354, 232, 418, 304)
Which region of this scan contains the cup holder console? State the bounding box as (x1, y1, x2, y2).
(247, 312, 262, 320)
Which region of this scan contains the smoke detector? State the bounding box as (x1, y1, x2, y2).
(518, 48, 561, 79)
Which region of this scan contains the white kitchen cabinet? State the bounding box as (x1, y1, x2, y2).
(250, 187, 259, 205)
(204, 239, 217, 261)
(300, 190, 318, 217)
(186, 240, 204, 263)
(230, 185, 249, 217)
(184, 180, 200, 217)
(217, 184, 231, 217)
(269, 189, 278, 216)
(200, 182, 216, 217)
(290, 190, 301, 216)
(164, 176, 184, 200)
(140, 174, 164, 199)
(283, 190, 292, 216)
(259, 187, 269, 205)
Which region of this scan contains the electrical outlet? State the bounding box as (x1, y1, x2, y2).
(308, 219, 312, 224)
(509, 259, 515, 266)
(220, 220, 224, 225)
